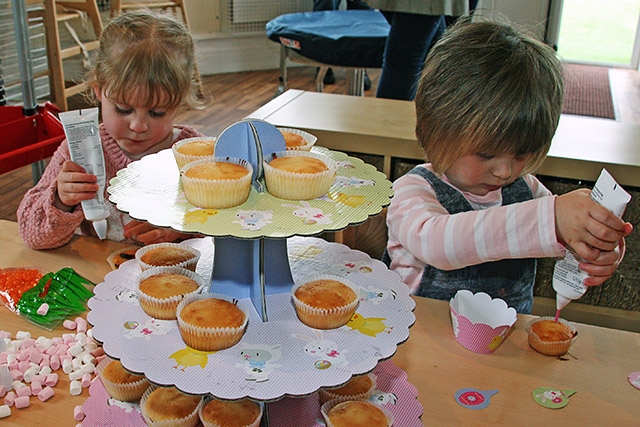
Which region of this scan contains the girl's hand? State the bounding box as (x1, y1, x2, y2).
(555, 189, 631, 262)
(56, 160, 99, 211)
(124, 220, 195, 245)
(579, 235, 630, 287)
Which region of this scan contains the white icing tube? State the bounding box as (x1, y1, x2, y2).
(553, 169, 631, 311)
(59, 108, 109, 239)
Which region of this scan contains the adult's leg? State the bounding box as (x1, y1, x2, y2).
(376, 12, 445, 100)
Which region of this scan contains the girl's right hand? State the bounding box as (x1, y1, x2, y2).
(55, 160, 99, 211)
(555, 189, 631, 262)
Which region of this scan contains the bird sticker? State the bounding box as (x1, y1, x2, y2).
(345, 313, 392, 337)
(184, 209, 218, 224)
(169, 346, 217, 371)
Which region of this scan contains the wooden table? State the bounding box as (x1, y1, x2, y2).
(1, 219, 639, 426)
(249, 89, 640, 187)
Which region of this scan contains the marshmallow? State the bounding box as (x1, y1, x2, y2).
(63, 320, 77, 330)
(4, 391, 15, 406)
(37, 303, 49, 315)
(74, 404, 85, 420)
(0, 404, 10, 418)
(69, 380, 82, 396)
(15, 331, 31, 340)
(37, 386, 55, 402)
(44, 373, 58, 387)
(14, 395, 30, 409)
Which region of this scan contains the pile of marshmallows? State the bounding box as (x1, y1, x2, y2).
(0, 317, 105, 424)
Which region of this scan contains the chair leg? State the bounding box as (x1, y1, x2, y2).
(43, 0, 67, 111)
(346, 69, 365, 96)
(315, 67, 328, 93)
(276, 45, 288, 97)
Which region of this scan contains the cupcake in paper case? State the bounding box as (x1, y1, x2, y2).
(198, 396, 263, 427)
(319, 373, 377, 405)
(172, 136, 217, 169)
(527, 316, 578, 356)
(277, 127, 317, 151)
(96, 356, 150, 402)
(136, 266, 205, 320)
(135, 242, 201, 272)
(180, 157, 253, 209)
(449, 290, 517, 354)
(263, 150, 337, 200)
(292, 275, 359, 329)
(140, 385, 203, 427)
(321, 398, 394, 427)
(176, 293, 248, 351)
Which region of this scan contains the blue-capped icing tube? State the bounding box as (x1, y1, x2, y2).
(553, 169, 631, 311)
(59, 107, 109, 239)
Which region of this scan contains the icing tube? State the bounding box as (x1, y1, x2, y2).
(59, 108, 109, 239)
(553, 169, 631, 311)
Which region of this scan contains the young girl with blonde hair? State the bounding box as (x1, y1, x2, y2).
(385, 16, 632, 313)
(18, 10, 207, 249)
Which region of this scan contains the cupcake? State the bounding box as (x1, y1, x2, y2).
(181, 157, 253, 209)
(263, 151, 337, 200)
(136, 243, 201, 272)
(172, 137, 217, 169)
(278, 127, 317, 151)
(199, 396, 263, 427)
(527, 317, 578, 356)
(321, 399, 393, 427)
(96, 357, 149, 402)
(107, 246, 140, 270)
(319, 373, 377, 405)
(292, 275, 359, 329)
(137, 266, 205, 320)
(140, 385, 202, 427)
(177, 294, 248, 351)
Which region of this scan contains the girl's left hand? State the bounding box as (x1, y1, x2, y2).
(123, 220, 195, 245)
(579, 236, 628, 287)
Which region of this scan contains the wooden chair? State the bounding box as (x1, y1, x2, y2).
(29, 0, 103, 111)
(109, 0, 190, 29)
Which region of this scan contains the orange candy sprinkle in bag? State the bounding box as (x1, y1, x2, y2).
(0, 268, 44, 311)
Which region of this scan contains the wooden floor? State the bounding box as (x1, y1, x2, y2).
(1, 64, 638, 223)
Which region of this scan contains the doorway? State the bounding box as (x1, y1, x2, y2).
(548, 0, 640, 68)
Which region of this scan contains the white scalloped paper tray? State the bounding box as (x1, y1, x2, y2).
(81, 359, 423, 426)
(107, 147, 393, 239)
(87, 237, 416, 401)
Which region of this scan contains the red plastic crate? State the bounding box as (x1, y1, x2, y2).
(0, 102, 64, 174)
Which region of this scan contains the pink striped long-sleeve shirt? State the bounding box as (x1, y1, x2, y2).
(386, 164, 565, 293)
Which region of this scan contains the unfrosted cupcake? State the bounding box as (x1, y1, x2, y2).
(527, 317, 578, 356)
(321, 399, 393, 427)
(136, 243, 201, 272)
(96, 357, 149, 402)
(292, 275, 359, 329)
(172, 137, 217, 169)
(181, 157, 253, 209)
(319, 373, 377, 405)
(263, 151, 336, 200)
(177, 294, 248, 351)
(199, 396, 263, 427)
(137, 266, 205, 320)
(140, 385, 202, 427)
(278, 127, 317, 151)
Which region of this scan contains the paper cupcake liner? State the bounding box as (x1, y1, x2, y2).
(321, 398, 394, 427)
(198, 396, 264, 427)
(277, 127, 317, 151)
(140, 385, 203, 427)
(526, 316, 578, 356)
(180, 157, 253, 209)
(136, 266, 206, 320)
(96, 356, 149, 402)
(319, 373, 377, 405)
(172, 137, 217, 169)
(176, 293, 248, 351)
(263, 151, 337, 200)
(292, 274, 359, 329)
(135, 243, 201, 272)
